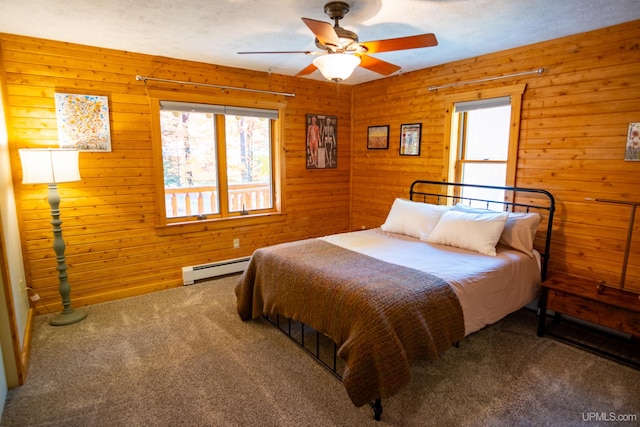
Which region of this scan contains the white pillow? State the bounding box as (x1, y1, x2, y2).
(452, 204, 541, 257)
(452, 203, 496, 214)
(428, 210, 508, 256)
(498, 212, 541, 257)
(381, 198, 449, 239)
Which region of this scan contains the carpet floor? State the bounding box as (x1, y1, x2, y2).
(2, 274, 639, 426)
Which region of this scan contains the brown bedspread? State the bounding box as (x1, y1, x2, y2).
(235, 238, 464, 407)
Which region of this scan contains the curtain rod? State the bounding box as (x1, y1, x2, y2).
(585, 197, 640, 293)
(135, 75, 296, 98)
(428, 68, 544, 91)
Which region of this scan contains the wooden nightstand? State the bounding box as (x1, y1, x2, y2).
(538, 273, 640, 338)
(537, 273, 640, 368)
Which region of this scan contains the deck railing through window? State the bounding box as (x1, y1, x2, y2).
(165, 183, 271, 218)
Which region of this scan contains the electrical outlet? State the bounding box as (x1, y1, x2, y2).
(26, 287, 40, 302)
(233, 238, 240, 249)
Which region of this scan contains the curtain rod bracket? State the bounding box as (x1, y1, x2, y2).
(135, 75, 296, 98)
(428, 68, 544, 92)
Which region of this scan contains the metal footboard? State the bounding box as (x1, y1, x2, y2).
(263, 313, 384, 421)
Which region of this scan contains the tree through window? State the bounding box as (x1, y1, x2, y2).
(158, 101, 276, 221)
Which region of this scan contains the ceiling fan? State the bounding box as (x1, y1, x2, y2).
(238, 1, 438, 82)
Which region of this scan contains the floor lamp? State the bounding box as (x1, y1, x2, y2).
(19, 148, 87, 326)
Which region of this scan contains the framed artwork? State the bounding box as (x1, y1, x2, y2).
(306, 114, 337, 169)
(55, 93, 111, 152)
(367, 125, 389, 149)
(625, 122, 640, 161)
(399, 123, 421, 156)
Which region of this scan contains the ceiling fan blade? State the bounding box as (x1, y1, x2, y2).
(358, 55, 401, 76)
(301, 17, 341, 48)
(296, 62, 318, 77)
(360, 33, 438, 54)
(238, 51, 316, 55)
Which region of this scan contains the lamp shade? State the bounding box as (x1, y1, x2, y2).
(313, 53, 361, 82)
(19, 148, 81, 184)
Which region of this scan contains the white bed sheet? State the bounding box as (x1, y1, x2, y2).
(321, 228, 541, 336)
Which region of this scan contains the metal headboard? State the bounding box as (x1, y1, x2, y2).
(409, 180, 555, 280)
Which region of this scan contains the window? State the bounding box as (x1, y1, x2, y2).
(444, 84, 526, 207)
(455, 97, 511, 207)
(152, 99, 280, 225)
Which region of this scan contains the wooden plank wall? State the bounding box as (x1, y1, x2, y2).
(0, 34, 353, 312)
(351, 20, 640, 292)
(2, 19, 640, 312)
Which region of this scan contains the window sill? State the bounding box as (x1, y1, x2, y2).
(155, 212, 287, 236)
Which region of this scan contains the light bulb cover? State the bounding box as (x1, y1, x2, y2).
(313, 53, 361, 82)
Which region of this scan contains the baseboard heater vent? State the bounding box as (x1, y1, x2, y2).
(182, 256, 251, 285)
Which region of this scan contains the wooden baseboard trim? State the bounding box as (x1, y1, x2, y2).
(18, 307, 35, 385)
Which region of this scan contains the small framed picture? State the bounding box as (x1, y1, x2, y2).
(400, 123, 421, 156)
(367, 125, 389, 149)
(625, 122, 640, 161)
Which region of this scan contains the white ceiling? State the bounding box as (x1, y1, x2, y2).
(1, 0, 640, 85)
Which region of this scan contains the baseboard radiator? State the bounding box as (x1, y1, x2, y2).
(182, 256, 251, 285)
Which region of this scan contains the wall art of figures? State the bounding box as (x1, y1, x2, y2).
(306, 114, 337, 169)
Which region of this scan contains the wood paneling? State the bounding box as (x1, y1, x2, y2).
(1, 34, 352, 312)
(351, 20, 640, 292)
(3, 20, 640, 311)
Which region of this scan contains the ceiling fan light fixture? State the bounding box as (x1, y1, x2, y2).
(240, 3, 436, 81)
(313, 53, 360, 82)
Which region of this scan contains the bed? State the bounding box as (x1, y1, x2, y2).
(235, 180, 555, 420)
